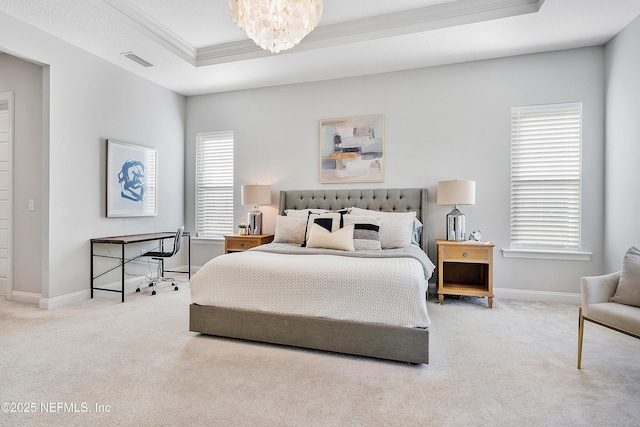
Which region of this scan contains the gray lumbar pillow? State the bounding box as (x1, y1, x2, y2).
(609, 246, 640, 307)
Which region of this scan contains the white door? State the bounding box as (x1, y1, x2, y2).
(0, 91, 13, 299)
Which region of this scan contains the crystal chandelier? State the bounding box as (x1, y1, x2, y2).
(229, 0, 323, 53)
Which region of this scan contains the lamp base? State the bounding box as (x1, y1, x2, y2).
(248, 209, 262, 235)
(446, 206, 466, 241)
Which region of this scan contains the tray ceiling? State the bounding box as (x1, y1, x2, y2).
(0, 0, 639, 96)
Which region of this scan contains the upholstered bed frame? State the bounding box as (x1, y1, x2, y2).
(189, 188, 430, 363)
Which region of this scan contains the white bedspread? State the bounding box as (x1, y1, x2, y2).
(190, 244, 432, 328)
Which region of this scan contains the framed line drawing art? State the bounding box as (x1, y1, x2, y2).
(107, 139, 157, 217)
(320, 114, 384, 183)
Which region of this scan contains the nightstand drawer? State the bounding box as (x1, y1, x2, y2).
(440, 245, 491, 263)
(226, 239, 256, 252)
(224, 234, 274, 254)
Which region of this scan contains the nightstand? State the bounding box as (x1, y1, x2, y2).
(224, 234, 274, 254)
(436, 239, 495, 308)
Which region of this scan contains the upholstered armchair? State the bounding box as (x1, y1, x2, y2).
(578, 247, 640, 368)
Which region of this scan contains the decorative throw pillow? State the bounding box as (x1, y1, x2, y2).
(301, 212, 342, 247)
(306, 223, 355, 252)
(343, 214, 382, 250)
(273, 215, 307, 244)
(349, 207, 417, 249)
(609, 246, 640, 307)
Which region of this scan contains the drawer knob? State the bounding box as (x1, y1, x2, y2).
(240, 243, 245, 247)
(463, 252, 468, 257)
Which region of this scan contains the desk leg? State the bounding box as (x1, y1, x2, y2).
(188, 234, 191, 280)
(90, 242, 94, 299)
(121, 243, 125, 303)
(160, 239, 165, 277)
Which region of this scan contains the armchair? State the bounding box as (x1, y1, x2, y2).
(578, 271, 640, 368)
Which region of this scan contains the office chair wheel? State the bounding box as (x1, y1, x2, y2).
(174, 286, 179, 291)
(135, 288, 140, 293)
(151, 290, 156, 295)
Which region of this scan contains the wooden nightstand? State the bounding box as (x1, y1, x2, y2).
(436, 239, 495, 308)
(224, 234, 274, 254)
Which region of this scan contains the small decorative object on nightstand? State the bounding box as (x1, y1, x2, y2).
(224, 234, 274, 254)
(468, 229, 483, 241)
(238, 223, 249, 235)
(436, 239, 494, 308)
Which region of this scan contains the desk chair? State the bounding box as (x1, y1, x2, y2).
(137, 226, 184, 295)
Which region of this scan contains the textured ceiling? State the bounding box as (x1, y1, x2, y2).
(0, 0, 639, 96)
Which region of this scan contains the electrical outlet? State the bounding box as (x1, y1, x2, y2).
(29, 199, 35, 211)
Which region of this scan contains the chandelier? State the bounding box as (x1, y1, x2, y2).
(229, 0, 323, 53)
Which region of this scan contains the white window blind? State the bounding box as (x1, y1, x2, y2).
(510, 102, 582, 251)
(196, 131, 234, 238)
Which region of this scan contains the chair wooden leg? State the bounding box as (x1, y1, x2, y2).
(578, 306, 584, 369)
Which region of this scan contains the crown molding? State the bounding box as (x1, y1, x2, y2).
(103, 0, 545, 67)
(103, 0, 197, 65)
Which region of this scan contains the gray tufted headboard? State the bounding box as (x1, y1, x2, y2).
(279, 188, 428, 253)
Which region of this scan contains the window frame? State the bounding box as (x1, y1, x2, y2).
(195, 131, 234, 239)
(504, 102, 591, 261)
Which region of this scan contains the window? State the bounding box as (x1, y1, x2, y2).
(196, 131, 234, 238)
(510, 102, 582, 251)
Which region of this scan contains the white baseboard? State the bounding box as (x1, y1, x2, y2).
(12, 291, 42, 305)
(38, 267, 193, 310)
(169, 264, 193, 275)
(427, 283, 581, 304)
(40, 289, 90, 310)
(494, 287, 581, 305)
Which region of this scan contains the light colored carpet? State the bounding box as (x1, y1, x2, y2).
(1, 282, 639, 427)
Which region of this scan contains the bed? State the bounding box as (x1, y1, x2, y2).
(189, 188, 434, 363)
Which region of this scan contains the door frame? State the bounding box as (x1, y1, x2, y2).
(0, 91, 14, 300)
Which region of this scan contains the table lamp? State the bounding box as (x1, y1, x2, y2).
(437, 180, 476, 241)
(241, 184, 271, 235)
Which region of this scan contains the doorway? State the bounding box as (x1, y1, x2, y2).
(0, 91, 13, 299)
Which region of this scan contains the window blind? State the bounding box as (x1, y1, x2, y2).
(196, 131, 234, 238)
(510, 102, 582, 251)
(143, 149, 157, 215)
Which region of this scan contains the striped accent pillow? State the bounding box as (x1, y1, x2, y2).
(348, 208, 416, 249)
(343, 215, 382, 250)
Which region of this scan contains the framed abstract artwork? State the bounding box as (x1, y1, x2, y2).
(106, 139, 157, 217)
(319, 114, 384, 183)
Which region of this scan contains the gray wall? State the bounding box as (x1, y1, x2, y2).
(604, 15, 640, 272)
(0, 11, 186, 306)
(2, 7, 624, 304)
(186, 47, 606, 298)
(0, 53, 43, 295)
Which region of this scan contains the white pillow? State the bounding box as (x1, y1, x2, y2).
(343, 214, 382, 250)
(273, 215, 307, 244)
(349, 207, 416, 249)
(306, 223, 355, 251)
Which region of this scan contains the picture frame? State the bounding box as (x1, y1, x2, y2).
(106, 139, 157, 217)
(319, 114, 384, 183)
